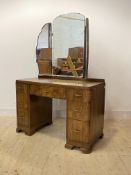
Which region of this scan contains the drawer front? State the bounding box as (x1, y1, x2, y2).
(68, 102, 90, 121)
(67, 119, 89, 143)
(30, 85, 52, 97)
(30, 85, 65, 99)
(52, 86, 65, 99)
(16, 83, 29, 126)
(67, 88, 91, 121)
(67, 88, 91, 103)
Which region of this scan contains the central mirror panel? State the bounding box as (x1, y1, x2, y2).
(52, 13, 85, 77)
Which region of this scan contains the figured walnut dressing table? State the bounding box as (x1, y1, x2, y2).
(16, 77, 105, 153)
(16, 12, 105, 153)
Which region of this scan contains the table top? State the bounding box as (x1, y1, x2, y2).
(16, 77, 105, 89)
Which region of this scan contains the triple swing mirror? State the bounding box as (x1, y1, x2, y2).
(36, 12, 89, 78)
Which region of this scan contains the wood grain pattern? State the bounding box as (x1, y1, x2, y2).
(16, 77, 105, 153)
(67, 119, 89, 143)
(30, 84, 65, 99)
(16, 83, 29, 134)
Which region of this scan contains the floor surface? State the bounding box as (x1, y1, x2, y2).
(0, 116, 131, 175)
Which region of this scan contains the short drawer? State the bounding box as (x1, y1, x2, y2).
(68, 119, 83, 142)
(30, 85, 52, 98)
(68, 101, 90, 121)
(71, 119, 83, 131)
(52, 86, 65, 99)
(67, 88, 91, 103)
(67, 119, 89, 143)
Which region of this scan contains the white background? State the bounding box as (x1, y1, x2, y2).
(0, 0, 131, 117)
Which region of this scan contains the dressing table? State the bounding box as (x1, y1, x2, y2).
(16, 13, 105, 153)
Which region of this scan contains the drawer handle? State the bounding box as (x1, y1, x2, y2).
(74, 94, 82, 97)
(43, 91, 49, 93)
(73, 107, 82, 113)
(73, 109, 79, 112)
(73, 129, 80, 132)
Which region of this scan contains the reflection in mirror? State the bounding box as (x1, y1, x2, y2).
(36, 23, 52, 74)
(52, 13, 85, 77)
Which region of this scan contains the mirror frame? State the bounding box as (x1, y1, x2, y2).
(83, 18, 89, 78)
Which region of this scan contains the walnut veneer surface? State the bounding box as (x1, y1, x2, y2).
(16, 77, 105, 153)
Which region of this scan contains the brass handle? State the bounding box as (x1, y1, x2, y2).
(74, 94, 82, 97)
(73, 107, 82, 113)
(73, 129, 80, 133)
(73, 109, 79, 112)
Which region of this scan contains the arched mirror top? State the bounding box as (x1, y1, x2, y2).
(53, 12, 85, 21)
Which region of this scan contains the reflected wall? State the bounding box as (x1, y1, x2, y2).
(52, 13, 85, 76)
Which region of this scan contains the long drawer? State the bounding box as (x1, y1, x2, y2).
(30, 84, 65, 99)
